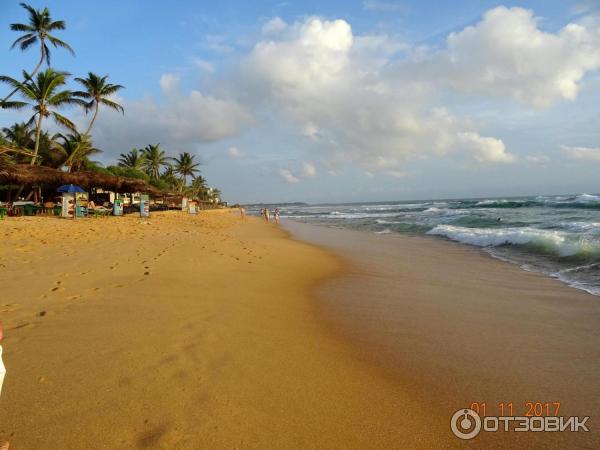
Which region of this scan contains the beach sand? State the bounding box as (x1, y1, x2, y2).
(286, 220, 600, 449)
(0, 211, 441, 449)
(1, 212, 598, 449)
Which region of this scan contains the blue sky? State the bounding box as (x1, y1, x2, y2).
(1, 0, 600, 203)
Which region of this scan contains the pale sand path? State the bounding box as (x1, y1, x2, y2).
(0, 211, 448, 449)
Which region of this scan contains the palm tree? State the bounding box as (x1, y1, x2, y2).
(2, 3, 74, 104)
(2, 122, 34, 149)
(54, 133, 101, 172)
(140, 143, 168, 179)
(172, 152, 200, 185)
(118, 148, 145, 170)
(188, 175, 207, 198)
(0, 68, 83, 165)
(74, 72, 124, 135)
(159, 165, 182, 192)
(36, 130, 63, 167)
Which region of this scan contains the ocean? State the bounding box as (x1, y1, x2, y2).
(267, 194, 600, 297)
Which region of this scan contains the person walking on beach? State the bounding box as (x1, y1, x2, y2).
(0, 323, 9, 450)
(274, 208, 280, 224)
(261, 208, 270, 223)
(239, 206, 246, 220)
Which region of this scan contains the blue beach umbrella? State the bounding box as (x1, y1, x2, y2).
(56, 184, 85, 193)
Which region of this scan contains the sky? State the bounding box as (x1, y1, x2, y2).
(1, 0, 600, 203)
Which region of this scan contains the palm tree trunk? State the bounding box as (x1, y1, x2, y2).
(2, 42, 45, 103)
(85, 103, 99, 135)
(31, 113, 43, 165)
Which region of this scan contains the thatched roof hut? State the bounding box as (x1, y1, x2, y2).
(0, 163, 162, 196)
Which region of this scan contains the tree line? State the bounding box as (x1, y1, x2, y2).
(0, 3, 220, 201)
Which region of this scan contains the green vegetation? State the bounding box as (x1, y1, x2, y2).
(1, 3, 222, 203)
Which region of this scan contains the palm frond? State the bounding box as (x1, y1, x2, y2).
(18, 35, 38, 51)
(10, 33, 36, 49)
(72, 90, 93, 99)
(10, 23, 34, 32)
(47, 20, 66, 31)
(51, 111, 76, 131)
(100, 98, 125, 114)
(47, 35, 75, 56)
(0, 101, 29, 110)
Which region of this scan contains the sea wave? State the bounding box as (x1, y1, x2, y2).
(426, 225, 600, 259)
(574, 193, 600, 203)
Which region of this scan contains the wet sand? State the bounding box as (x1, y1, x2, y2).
(285, 220, 600, 448)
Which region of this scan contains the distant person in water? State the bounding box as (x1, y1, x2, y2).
(0, 323, 9, 450)
(274, 208, 280, 224)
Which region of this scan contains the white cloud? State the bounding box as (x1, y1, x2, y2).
(90, 74, 252, 159)
(563, 145, 600, 161)
(278, 168, 300, 183)
(243, 18, 515, 171)
(86, 8, 600, 183)
(412, 6, 600, 107)
(262, 17, 287, 35)
(226, 146, 242, 159)
(301, 161, 317, 178)
(159, 73, 180, 96)
(458, 132, 516, 164)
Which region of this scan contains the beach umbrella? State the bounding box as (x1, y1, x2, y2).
(56, 184, 85, 193)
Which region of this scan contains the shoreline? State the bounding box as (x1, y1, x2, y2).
(284, 219, 600, 448)
(1, 212, 598, 448)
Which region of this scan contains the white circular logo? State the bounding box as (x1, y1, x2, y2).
(450, 408, 482, 440)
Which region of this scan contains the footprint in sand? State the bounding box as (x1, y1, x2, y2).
(12, 322, 35, 330)
(112, 284, 126, 288)
(50, 286, 64, 292)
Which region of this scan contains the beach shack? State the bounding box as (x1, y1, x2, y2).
(0, 163, 163, 216)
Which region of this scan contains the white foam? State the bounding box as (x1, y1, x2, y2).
(426, 225, 599, 257)
(575, 193, 600, 202)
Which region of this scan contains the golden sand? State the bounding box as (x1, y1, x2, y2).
(0, 211, 440, 449)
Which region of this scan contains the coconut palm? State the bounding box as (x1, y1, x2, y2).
(73, 72, 124, 135)
(0, 68, 84, 165)
(35, 131, 63, 167)
(2, 122, 34, 149)
(159, 165, 182, 192)
(54, 133, 101, 172)
(141, 143, 168, 179)
(188, 175, 207, 198)
(2, 3, 74, 104)
(118, 148, 145, 170)
(172, 152, 200, 185)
